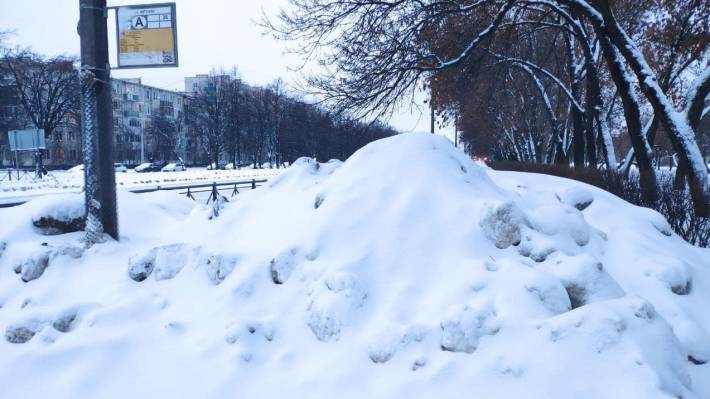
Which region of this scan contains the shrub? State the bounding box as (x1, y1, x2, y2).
(490, 162, 709, 248)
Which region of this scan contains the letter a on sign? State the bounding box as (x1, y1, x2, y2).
(131, 16, 147, 29)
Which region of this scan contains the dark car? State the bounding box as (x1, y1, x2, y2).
(135, 161, 166, 173)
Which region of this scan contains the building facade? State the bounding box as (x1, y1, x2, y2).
(39, 78, 189, 168)
(110, 78, 188, 166)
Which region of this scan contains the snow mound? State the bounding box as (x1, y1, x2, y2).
(0, 133, 709, 398)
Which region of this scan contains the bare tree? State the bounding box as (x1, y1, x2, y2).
(146, 114, 179, 162)
(266, 0, 709, 214)
(185, 73, 232, 168)
(0, 50, 80, 173)
(0, 51, 80, 141)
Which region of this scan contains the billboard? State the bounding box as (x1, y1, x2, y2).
(115, 3, 178, 68)
(8, 129, 45, 151)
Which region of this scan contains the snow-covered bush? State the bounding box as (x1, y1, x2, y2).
(490, 161, 709, 247)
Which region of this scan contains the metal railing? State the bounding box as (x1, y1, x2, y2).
(0, 178, 268, 208)
(0, 169, 38, 182)
(131, 178, 267, 204)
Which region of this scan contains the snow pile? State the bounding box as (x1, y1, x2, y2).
(0, 133, 708, 398)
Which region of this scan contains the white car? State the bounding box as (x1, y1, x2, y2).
(161, 162, 186, 172)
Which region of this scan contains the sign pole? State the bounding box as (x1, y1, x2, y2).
(79, 0, 119, 241)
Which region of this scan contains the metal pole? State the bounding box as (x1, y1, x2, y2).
(79, 0, 119, 241)
(140, 123, 144, 163)
(454, 111, 458, 148)
(429, 81, 435, 135)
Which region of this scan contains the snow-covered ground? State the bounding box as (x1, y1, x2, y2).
(0, 133, 708, 398)
(0, 167, 283, 199)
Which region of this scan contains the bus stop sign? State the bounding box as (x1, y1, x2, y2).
(115, 3, 178, 68)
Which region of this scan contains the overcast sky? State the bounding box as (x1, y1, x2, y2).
(0, 0, 453, 137)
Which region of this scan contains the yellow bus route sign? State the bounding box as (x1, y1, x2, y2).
(115, 3, 178, 69)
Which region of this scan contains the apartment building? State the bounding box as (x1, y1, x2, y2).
(40, 78, 188, 168)
(110, 78, 188, 166)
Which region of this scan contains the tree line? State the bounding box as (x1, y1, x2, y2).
(184, 71, 397, 168)
(0, 33, 396, 170)
(266, 0, 710, 215)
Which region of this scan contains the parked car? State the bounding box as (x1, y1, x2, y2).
(135, 162, 165, 173)
(134, 162, 151, 173)
(161, 162, 186, 172)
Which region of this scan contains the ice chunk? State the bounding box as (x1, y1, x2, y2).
(270, 249, 298, 284)
(440, 305, 499, 353)
(202, 253, 238, 285)
(307, 272, 367, 341)
(30, 194, 85, 235)
(128, 248, 157, 282)
(555, 187, 594, 211)
(480, 201, 525, 249)
(128, 244, 195, 282)
(542, 254, 625, 309)
(367, 326, 426, 364)
(17, 250, 51, 282)
(673, 319, 710, 365)
(153, 244, 194, 281)
(5, 326, 36, 344)
(52, 311, 77, 333)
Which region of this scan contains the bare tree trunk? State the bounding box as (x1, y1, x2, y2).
(597, 34, 658, 203)
(564, 34, 586, 168)
(590, 1, 709, 216)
